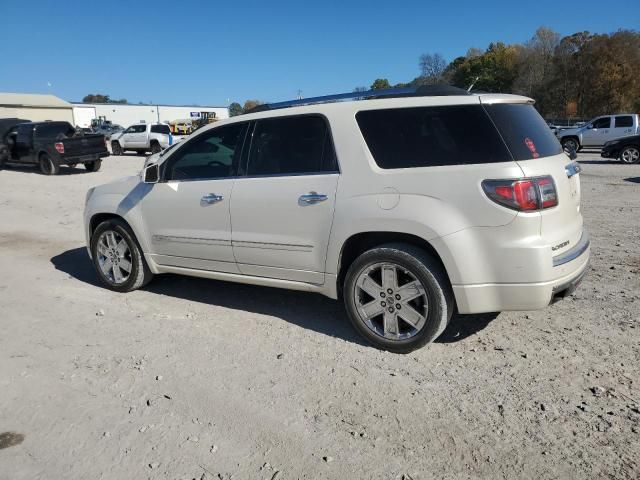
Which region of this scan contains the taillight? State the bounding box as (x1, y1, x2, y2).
(54, 142, 64, 154)
(482, 176, 557, 211)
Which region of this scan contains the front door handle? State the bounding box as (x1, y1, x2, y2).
(201, 193, 224, 205)
(299, 192, 328, 205)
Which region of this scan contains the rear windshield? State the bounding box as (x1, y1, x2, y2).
(356, 105, 512, 169)
(151, 124, 171, 135)
(35, 122, 75, 138)
(484, 104, 562, 160)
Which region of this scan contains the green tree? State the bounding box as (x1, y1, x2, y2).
(229, 102, 243, 116)
(370, 78, 391, 90)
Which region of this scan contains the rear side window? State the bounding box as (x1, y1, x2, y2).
(35, 122, 75, 138)
(356, 105, 511, 169)
(247, 115, 338, 176)
(615, 116, 633, 128)
(484, 104, 563, 160)
(151, 124, 171, 135)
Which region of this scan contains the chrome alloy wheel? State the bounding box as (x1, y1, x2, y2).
(96, 230, 132, 285)
(353, 262, 428, 340)
(621, 147, 640, 164)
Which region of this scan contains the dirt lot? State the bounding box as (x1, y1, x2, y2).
(0, 153, 638, 479)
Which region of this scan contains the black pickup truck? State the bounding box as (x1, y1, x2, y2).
(0, 119, 109, 175)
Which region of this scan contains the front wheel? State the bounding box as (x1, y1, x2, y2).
(39, 153, 59, 175)
(620, 146, 640, 164)
(343, 243, 453, 353)
(561, 137, 580, 152)
(84, 159, 102, 172)
(111, 141, 123, 156)
(0, 145, 8, 169)
(91, 219, 153, 292)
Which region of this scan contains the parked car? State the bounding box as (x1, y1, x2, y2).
(556, 114, 640, 151)
(93, 123, 124, 140)
(1, 120, 108, 174)
(84, 86, 589, 352)
(601, 134, 640, 163)
(110, 123, 173, 155)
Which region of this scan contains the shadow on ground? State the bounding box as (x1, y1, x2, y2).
(51, 247, 496, 348)
(2, 164, 92, 175)
(577, 159, 621, 165)
(624, 177, 640, 184)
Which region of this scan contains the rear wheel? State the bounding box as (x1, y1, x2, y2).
(90, 219, 153, 292)
(111, 141, 123, 156)
(39, 153, 59, 175)
(84, 159, 102, 172)
(151, 142, 162, 154)
(620, 146, 640, 164)
(0, 145, 8, 169)
(343, 243, 453, 353)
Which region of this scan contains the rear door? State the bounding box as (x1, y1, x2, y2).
(613, 115, 636, 140)
(230, 115, 339, 284)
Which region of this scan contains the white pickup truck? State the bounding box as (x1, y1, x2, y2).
(556, 114, 640, 152)
(110, 123, 174, 156)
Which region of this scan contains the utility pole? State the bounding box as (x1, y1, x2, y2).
(296, 90, 303, 100)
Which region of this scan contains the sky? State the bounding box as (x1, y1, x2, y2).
(1, 0, 638, 107)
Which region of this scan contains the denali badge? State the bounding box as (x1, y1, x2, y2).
(552, 240, 570, 251)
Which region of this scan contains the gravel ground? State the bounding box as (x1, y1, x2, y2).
(0, 152, 638, 479)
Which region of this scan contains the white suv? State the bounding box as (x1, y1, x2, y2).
(110, 123, 174, 155)
(84, 86, 590, 352)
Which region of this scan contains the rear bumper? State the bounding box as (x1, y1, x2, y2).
(452, 232, 590, 314)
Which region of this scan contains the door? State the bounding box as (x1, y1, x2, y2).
(14, 124, 35, 162)
(118, 125, 136, 149)
(141, 122, 248, 273)
(613, 115, 635, 140)
(231, 115, 339, 284)
(129, 124, 148, 148)
(582, 116, 611, 146)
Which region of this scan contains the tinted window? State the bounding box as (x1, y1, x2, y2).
(615, 116, 633, 128)
(151, 124, 171, 135)
(165, 123, 247, 181)
(484, 104, 563, 160)
(247, 115, 338, 176)
(592, 117, 611, 129)
(357, 105, 511, 169)
(35, 122, 75, 138)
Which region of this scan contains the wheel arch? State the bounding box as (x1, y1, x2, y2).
(336, 231, 452, 298)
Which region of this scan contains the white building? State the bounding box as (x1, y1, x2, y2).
(71, 102, 229, 128)
(0, 92, 74, 122)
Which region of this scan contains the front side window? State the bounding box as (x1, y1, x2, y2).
(247, 115, 338, 176)
(592, 117, 611, 129)
(614, 116, 633, 128)
(357, 105, 512, 168)
(165, 122, 247, 181)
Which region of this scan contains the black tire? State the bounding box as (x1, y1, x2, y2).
(39, 153, 59, 175)
(343, 243, 453, 353)
(90, 218, 153, 292)
(0, 145, 8, 169)
(111, 141, 123, 156)
(619, 145, 640, 164)
(561, 137, 580, 153)
(150, 142, 162, 154)
(84, 159, 102, 172)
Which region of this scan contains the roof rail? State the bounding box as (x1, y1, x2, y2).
(247, 84, 471, 113)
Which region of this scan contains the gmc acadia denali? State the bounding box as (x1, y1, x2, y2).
(84, 86, 590, 352)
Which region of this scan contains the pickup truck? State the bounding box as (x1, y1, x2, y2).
(0, 120, 109, 175)
(110, 123, 174, 156)
(556, 114, 640, 152)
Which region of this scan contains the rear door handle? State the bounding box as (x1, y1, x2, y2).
(201, 193, 224, 205)
(299, 192, 328, 205)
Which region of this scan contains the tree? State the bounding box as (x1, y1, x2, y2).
(242, 99, 263, 112)
(82, 94, 127, 104)
(370, 78, 391, 90)
(229, 102, 243, 116)
(418, 53, 447, 84)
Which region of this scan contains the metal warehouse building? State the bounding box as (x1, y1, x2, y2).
(0, 92, 74, 122)
(71, 102, 229, 129)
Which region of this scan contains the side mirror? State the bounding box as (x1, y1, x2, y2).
(143, 163, 159, 183)
(564, 145, 578, 160)
(586, 124, 593, 130)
